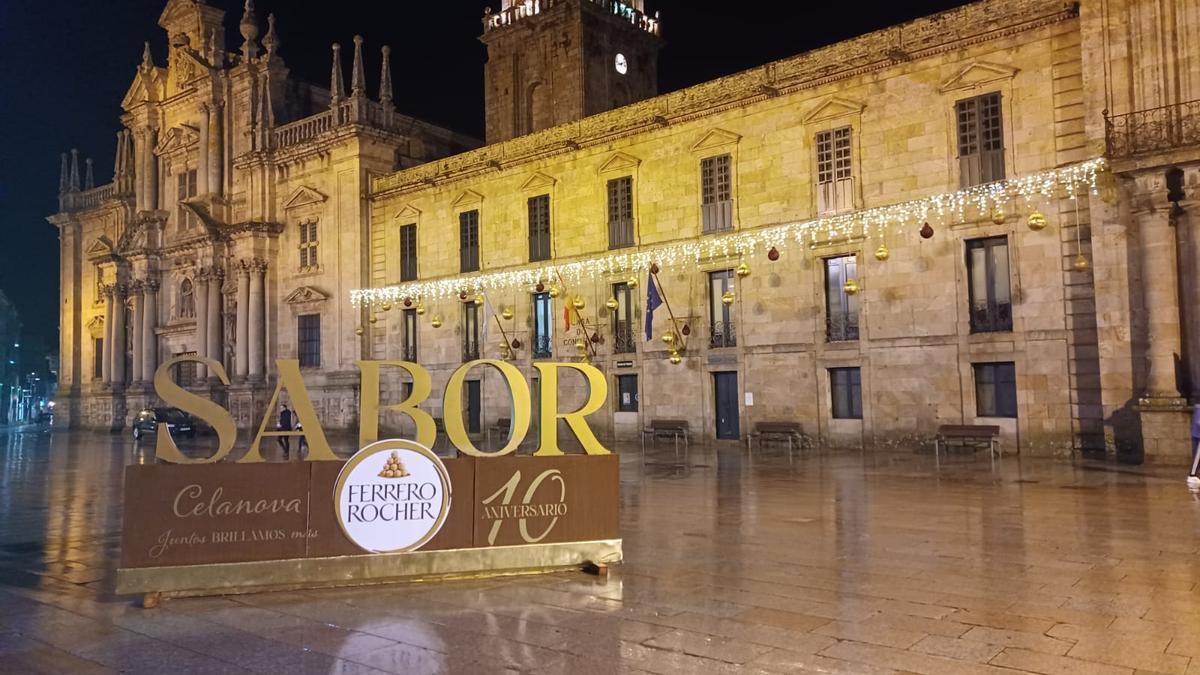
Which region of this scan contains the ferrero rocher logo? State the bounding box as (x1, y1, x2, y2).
(333, 440, 451, 553)
(378, 451, 410, 478)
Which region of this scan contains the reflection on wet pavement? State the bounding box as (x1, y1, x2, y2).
(1, 427, 1199, 673)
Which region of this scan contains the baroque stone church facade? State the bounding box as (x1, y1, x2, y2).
(51, 0, 1200, 462)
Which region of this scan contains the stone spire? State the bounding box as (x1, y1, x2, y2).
(329, 43, 344, 104)
(350, 35, 366, 98)
(141, 42, 154, 71)
(239, 0, 260, 61)
(85, 158, 94, 190)
(59, 153, 69, 195)
(256, 71, 274, 150)
(207, 29, 221, 66)
(262, 13, 279, 59)
(68, 149, 81, 192)
(380, 46, 393, 110)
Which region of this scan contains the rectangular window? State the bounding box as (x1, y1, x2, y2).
(533, 292, 553, 358)
(93, 338, 103, 379)
(459, 209, 480, 273)
(611, 282, 635, 354)
(402, 308, 417, 362)
(399, 223, 417, 282)
(956, 92, 1005, 187)
(816, 127, 853, 215)
(617, 374, 639, 412)
(173, 351, 197, 387)
(299, 220, 319, 270)
(607, 176, 634, 249)
(701, 153, 733, 232)
(462, 303, 480, 361)
(528, 194, 551, 262)
(298, 314, 321, 367)
(830, 367, 862, 419)
(825, 255, 860, 341)
(176, 169, 197, 230)
(974, 361, 1017, 417)
(708, 270, 736, 348)
(966, 236, 1012, 333)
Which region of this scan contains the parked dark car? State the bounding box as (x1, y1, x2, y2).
(132, 407, 194, 440)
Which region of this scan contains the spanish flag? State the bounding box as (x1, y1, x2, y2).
(563, 294, 572, 331)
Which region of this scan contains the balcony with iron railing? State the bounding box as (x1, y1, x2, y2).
(402, 345, 417, 363)
(709, 321, 736, 349)
(1105, 100, 1200, 160)
(970, 301, 1012, 334)
(826, 315, 860, 343)
(462, 342, 480, 363)
(484, 0, 660, 35)
(612, 326, 636, 354)
(533, 334, 554, 359)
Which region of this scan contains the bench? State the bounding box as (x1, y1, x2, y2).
(935, 424, 1001, 465)
(641, 419, 690, 454)
(747, 421, 805, 456)
(486, 417, 513, 450)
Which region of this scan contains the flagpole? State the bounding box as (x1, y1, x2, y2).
(650, 270, 686, 351)
(481, 292, 512, 352)
(553, 270, 596, 357)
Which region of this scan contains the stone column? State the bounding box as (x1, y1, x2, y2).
(145, 128, 159, 211)
(195, 272, 209, 380)
(207, 268, 223, 380)
(236, 263, 250, 380)
(248, 260, 266, 380)
(208, 103, 223, 197)
(1136, 208, 1184, 401)
(130, 282, 144, 384)
(197, 103, 210, 196)
(143, 279, 159, 380)
(133, 131, 146, 211)
(111, 285, 127, 385)
(101, 285, 113, 384)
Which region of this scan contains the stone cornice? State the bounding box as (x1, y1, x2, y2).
(373, 0, 1076, 199)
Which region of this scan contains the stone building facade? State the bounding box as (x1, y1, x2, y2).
(50, 0, 1200, 462)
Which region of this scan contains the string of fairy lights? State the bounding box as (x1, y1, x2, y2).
(351, 157, 1107, 362)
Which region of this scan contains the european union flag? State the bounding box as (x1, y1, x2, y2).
(645, 272, 662, 341)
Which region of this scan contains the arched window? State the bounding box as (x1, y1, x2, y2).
(179, 279, 195, 319)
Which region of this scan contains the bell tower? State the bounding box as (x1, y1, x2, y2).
(481, 0, 662, 144)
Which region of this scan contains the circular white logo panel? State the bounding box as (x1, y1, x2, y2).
(333, 439, 451, 553)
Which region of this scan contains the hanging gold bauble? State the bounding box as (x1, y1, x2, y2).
(669, 350, 682, 365)
(627, 276, 639, 289)
(355, 327, 364, 336)
(605, 297, 619, 311)
(381, 301, 392, 311)
(415, 303, 425, 315)
(1027, 210, 1048, 231)
(991, 208, 1006, 225)
(574, 339, 586, 351)
(501, 306, 514, 320)
(431, 315, 443, 328)
(572, 297, 585, 310)
(500, 348, 511, 360)
(843, 278, 860, 295)
(474, 294, 484, 306)
(1073, 254, 1090, 272)
(721, 290, 735, 305)
(874, 244, 890, 261)
(498, 339, 509, 350)
(662, 332, 675, 345)
(735, 262, 751, 278)
(548, 286, 560, 298)
(368, 314, 378, 324)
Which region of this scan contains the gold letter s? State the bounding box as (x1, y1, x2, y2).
(153, 355, 237, 463)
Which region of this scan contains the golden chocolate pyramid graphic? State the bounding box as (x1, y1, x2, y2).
(379, 450, 410, 479)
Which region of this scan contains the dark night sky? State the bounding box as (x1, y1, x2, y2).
(0, 0, 966, 374)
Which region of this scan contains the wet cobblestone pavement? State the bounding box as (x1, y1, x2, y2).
(1, 426, 1200, 674)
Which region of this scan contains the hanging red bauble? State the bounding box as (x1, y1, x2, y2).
(535, 282, 545, 293)
(511, 339, 522, 349)
(590, 333, 600, 344)
(767, 246, 780, 261)
(403, 297, 412, 307)
(920, 222, 934, 239)
(459, 291, 468, 300)
(649, 262, 660, 274)
(681, 324, 691, 336)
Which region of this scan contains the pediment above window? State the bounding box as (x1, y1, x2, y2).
(393, 204, 421, 221)
(86, 236, 115, 260)
(802, 96, 865, 124)
(598, 151, 641, 175)
(284, 286, 330, 305)
(155, 125, 200, 155)
(939, 62, 1018, 93)
(520, 171, 557, 192)
(86, 315, 105, 338)
(283, 185, 328, 211)
(451, 189, 484, 210)
(121, 67, 166, 109)
(690, 128, 741, 153)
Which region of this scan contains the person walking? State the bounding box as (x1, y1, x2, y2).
(295, 421, 309, 458)
(1189, 404, 1200, 489)
(278, 404, 294, 460)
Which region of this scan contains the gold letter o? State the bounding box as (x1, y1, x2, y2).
(444, 359, 531, 457)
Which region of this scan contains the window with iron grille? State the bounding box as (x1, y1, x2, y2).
(611, 282, 635, 354)
(966, 236, 1012, 333)
(399, 223, 417, 282)
(174, 351, 197, 387)
(816, 127, 853, 214)
(974, 361, 1017, 417)
(299, 220, 319, 270)
(298, 314, 321, 368)
(607, 176, 634, 249)
(462, 303, 480, 361)
(830, 367, 862, 419)
(176, 169, 197, 230)
(460, 210, 480, 272)
(824, 255, 860, 342)
(708, 270, 736, 348)
(93, 338, 103, 379)
(701, 154, 733, 232)
(533, 292, 553, 358)
(528, 194, 551, 262)
(402, 308, 417, 362)
(956, 92, 1005, 187)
